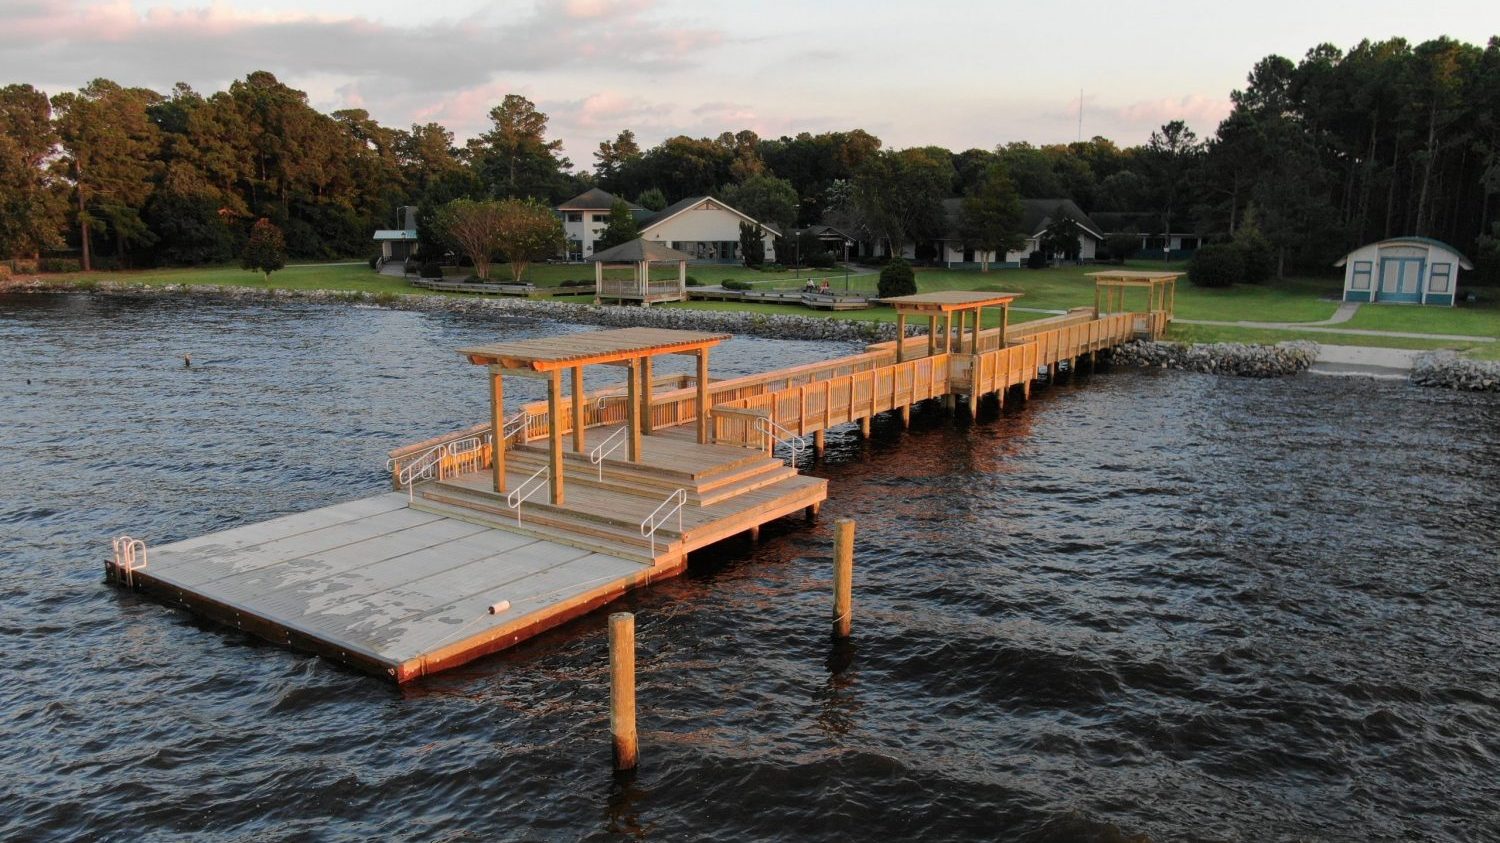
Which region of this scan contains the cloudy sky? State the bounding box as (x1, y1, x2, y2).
(7, 0, 1495, 166)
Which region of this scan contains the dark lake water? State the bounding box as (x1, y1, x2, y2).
(3, 292, 1497, 842)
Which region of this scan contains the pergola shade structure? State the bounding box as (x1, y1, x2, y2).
(1088, 270, 1180, 317)
(460, 327, 729, 505)
(590, 238, 695, 305)
(881, 290, 1021, 361)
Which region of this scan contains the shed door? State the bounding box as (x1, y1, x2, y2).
(1377, 257, 1424, 303)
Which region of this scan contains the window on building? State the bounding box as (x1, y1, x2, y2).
(591, 213, 606, 222)
(565, 212, 582, 223)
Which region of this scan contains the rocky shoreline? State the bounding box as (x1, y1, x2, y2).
(1410, 350, 1500, 392)
(2, 277, 901, 344)
(1107, 339, 1319, 378)
(7, 278, 1494, 391)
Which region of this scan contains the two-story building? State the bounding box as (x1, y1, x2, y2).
(557, 189, 778, 263)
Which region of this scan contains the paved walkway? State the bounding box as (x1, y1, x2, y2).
(1308, 345, 1425, 379)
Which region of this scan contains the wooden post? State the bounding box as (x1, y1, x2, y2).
(490, 368, 506, 494)
(943, 312, 953, 353)
(833, 518, 854, 638)
(547, 369, 565, 506)
(973, 306, 983, 352)
(594, 261, 603, 306)
(696, 348, 710, 445)
(640, 355, 654, 435)
(572, 365, 586, 454)
(626, 359, 642, 462)
(1000, 305, 1009, 348)
(814, 429, 825, 458)
(927, 315, 938, 356)
(859, 416, 871, 437)
(609, 612, 638, 771)
(895, 313, 907, 363)
(956, 310, 967, 356)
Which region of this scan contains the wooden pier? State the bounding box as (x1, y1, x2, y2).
(107, 273, 1180, 682)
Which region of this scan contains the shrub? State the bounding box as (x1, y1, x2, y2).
(1188, 243, 1244, 288)
(420, 261, 445, 279)
(763, 263, 786, 273)
(40, 258, 82, 273)
(8, 258, 38, 273)
(877, 258, 917, 298)
(0, 264, 11, 281)
(559, 279, 590, 288)
(1104, 233, 1139, 263)
(1025, 250, 1048, 269)
(808, 251, 836, 269)
(722, 279, 752, 291)
(685, 275, 702, 286)
(368, 255, 381, 269)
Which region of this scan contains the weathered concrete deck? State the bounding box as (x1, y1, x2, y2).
(120, 493, 665, 682)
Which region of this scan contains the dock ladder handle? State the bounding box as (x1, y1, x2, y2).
(640, 489, 688, 556)
(111, 535, 148, 587)
(755, 416, 806, 469)
(506, 465, 550, 526)
(590, 427, 628, 481)
(501, 410, 530, 443)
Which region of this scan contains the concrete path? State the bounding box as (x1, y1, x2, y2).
(1308, 344, 1425, 379)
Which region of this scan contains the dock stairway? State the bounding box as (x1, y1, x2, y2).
(406, 437, 823, 566)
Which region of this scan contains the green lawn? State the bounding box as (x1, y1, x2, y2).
(32, 259, 1499, 359)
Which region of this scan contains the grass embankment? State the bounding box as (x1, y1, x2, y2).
(29, 259, 1500, 358)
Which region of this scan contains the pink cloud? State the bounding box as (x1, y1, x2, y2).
(1108, 94, 1232, 133)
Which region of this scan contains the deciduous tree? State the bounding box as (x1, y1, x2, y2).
(241, 217, 286, 280)
(957, 163, 1025, 271)
(493, 198, 565, 284)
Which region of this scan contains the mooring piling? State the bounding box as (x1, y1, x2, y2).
(833, 518, 854, 639)
(609, 612, 638, 771)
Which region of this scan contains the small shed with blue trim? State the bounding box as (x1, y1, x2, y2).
(1335, 237, 1472, 306)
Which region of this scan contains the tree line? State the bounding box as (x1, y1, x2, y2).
(1, 34, 1496, 281)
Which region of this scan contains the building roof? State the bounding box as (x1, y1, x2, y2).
(461, 327, 730, 371)
(557, 188, 641, 211)
(882, 290, 1020, 312)
(640, 196, 781, 237)
(937, 197, 1103, 242)
(1088, 211, 1196, 235)
(588, 238, 697, 263)
(1019, 199, 1103, 239)
(372, 229, 418, 241)
(1333, 236, 1474, 269)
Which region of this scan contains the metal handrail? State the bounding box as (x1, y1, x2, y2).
(395, 434, 489, 501)
(590, 427, 628, 480)
(112, 535, 147, 587)
(501, 410, 529, 443)
(755, 416, 806, 467)
(639, 488, 687, 556)
(505, 465, 549, 526)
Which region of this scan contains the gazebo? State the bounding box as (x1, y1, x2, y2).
(591, 238, 694, 305)
(1088, 269, 1181, 339)
(460, 328, 729, 506)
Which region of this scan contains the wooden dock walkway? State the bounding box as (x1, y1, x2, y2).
(107, 273, 1181, 682)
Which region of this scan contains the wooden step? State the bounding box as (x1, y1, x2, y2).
(420, 484, 679, 544)
(511, 438, 772, 483)
(409, 493, 669, 566)
(505, 447, 792, 505)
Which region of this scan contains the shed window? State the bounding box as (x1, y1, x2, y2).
(1351, 260, 1373, 290)
(1429, 262, 1452, 293)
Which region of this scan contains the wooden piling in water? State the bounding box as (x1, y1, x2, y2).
(609, 612, 638, 771)
(833, 518, 854, 639)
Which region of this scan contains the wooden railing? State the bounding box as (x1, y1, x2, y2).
(391, 308, 1164, 465)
